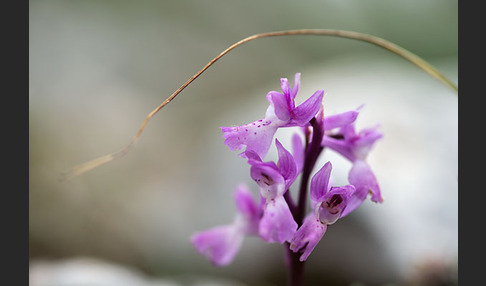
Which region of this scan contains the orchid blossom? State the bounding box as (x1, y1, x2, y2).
(221, 73, 324, 159)
(246, 139, 298, 243)
(290, 161, 355, 261)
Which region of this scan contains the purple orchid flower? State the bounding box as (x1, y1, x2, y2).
(321, 108, 383, 216)
(290, 161, 355, 261)
(246, 139, 298, 243)
(191, 184, 260, 266)
(221, 73, 324, 159)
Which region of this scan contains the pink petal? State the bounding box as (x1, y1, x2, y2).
(267, 91, 291, 121)
(249, 160, 286, 199)
(321, 136, 354, 161)
(291, 132, 305, 175)
(341, 160, 383, 217)
(191, 224, 244, 267)
(291, 73, 301, 100)
(275, 139, 297, 189)
(280, 77, 292, 102)
(289, 213, 327, 261)
(324, 110, 359, 130)
(310, 161, 332, 203)
(258, 196, 297, 243)
(234, 184, 260, 234)
(290, 90, 324, 126)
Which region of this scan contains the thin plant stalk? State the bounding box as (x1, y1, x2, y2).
(284, 118, 325, 286)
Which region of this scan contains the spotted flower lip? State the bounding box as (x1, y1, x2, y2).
(221, 121, 278, 161)
(289, 214, 327, 262)
(190, 184, 260, 266)
(221, 73, 324, 159)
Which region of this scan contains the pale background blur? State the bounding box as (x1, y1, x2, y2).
(29, 1, 458, 285)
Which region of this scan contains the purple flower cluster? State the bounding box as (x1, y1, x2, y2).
(191, 73, 383, 265)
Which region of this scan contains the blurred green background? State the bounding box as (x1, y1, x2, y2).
(29, 1, 458, 285)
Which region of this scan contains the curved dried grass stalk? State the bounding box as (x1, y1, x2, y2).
(60, 29, 458, 181)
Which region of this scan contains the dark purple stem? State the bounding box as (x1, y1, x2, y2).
(284, 118, 324, 286)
